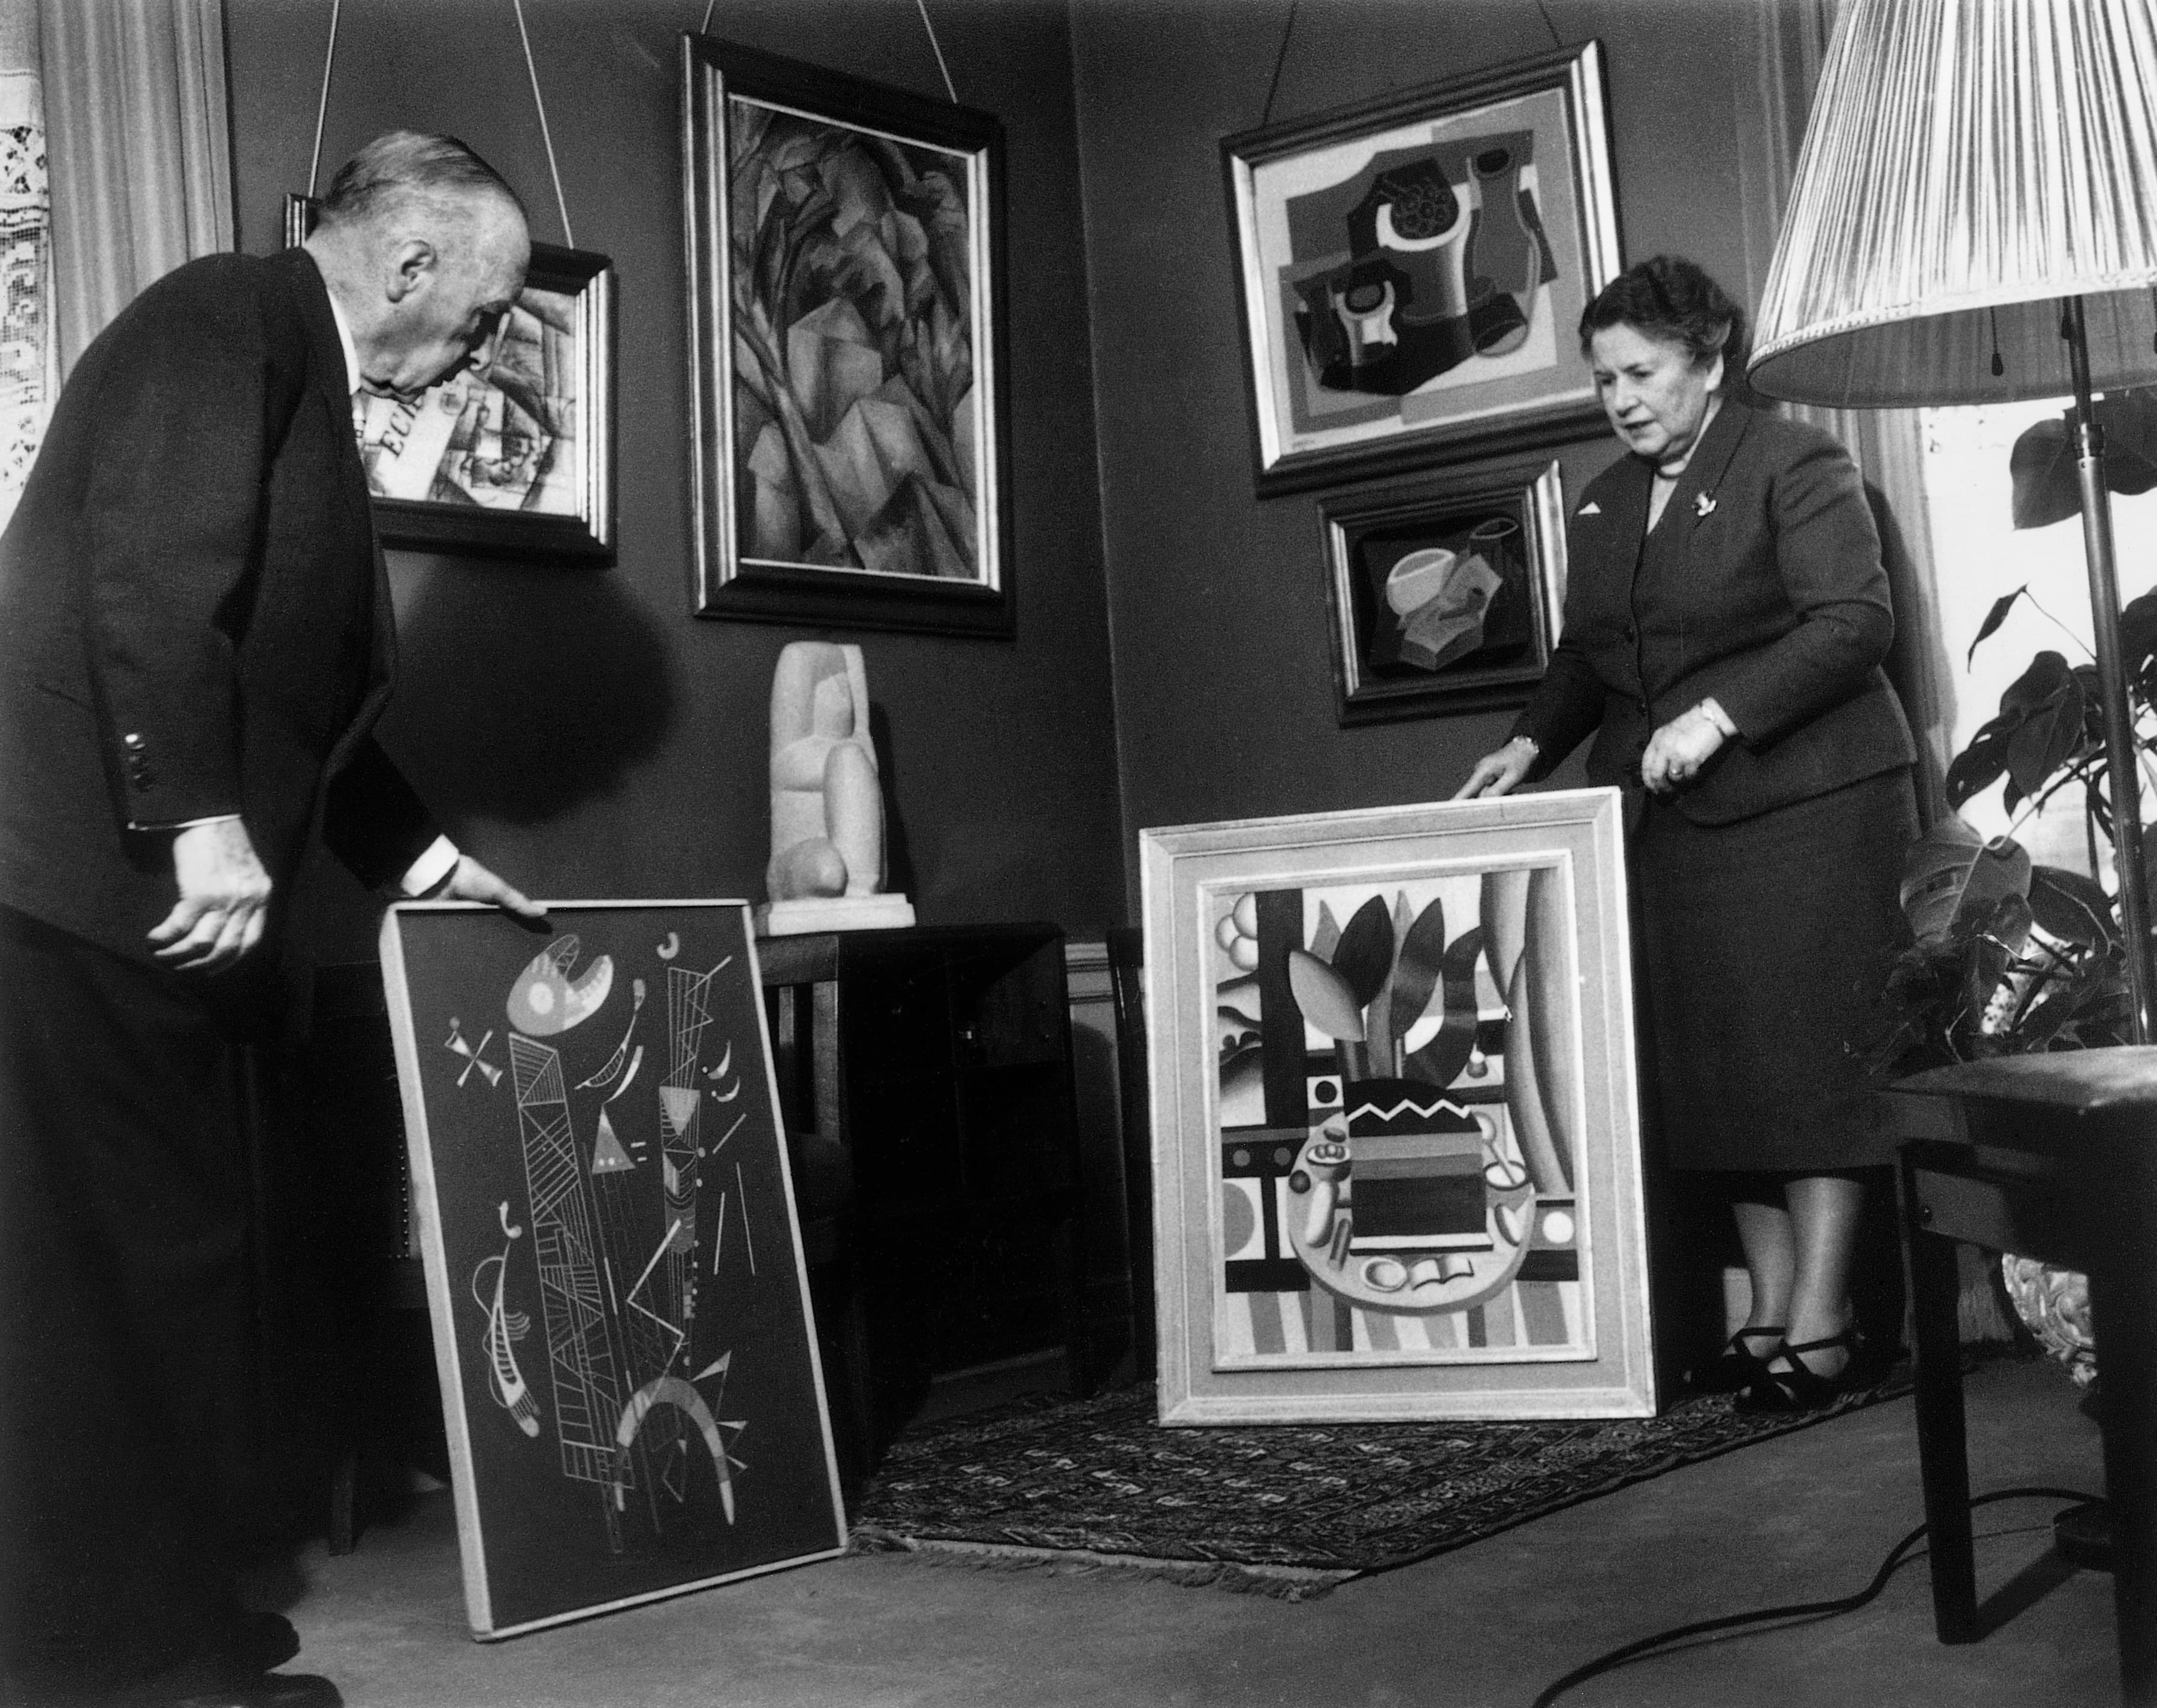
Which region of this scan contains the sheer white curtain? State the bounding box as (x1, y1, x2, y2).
(1733, 0, 1952, 822)
(44, 0, 233, 375)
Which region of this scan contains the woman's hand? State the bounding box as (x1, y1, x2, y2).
(1453, 736, 1538, 800)
(1641, 701, 1734, 794)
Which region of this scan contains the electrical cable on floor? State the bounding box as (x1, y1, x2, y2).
(1527, 1486, 2103, 1708)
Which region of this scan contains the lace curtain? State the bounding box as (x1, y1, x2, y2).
(0, 0, 49, 529)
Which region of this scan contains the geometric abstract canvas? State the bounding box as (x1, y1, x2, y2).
(380, 901, 844, 1637)
(1141, 792, 1654, 1423)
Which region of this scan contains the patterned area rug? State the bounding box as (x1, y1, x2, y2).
(850, 1369, 1913, 1599)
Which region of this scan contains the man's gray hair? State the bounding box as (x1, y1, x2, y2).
(316, 131, 526, 232)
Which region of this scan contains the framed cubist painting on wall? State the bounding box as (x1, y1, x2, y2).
(284, 196, 615, 563)
(682, 37, 1012, 636)
(380, 901, 846, 1638)
(1223, 43, 1621, 493)
(1321, 457, 1567, 723)
(1139, 792, 1653, 1424)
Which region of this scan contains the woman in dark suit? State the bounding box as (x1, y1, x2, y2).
(1456, 255, 1918, 1412)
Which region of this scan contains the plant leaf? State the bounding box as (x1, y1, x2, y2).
(2027, 865, 2119, 949)
(2002, 671, 2088, 805)
(1287, 948, 1366, 1043)
(1329, 895, 1396, 1011)
(1945, 722, 2014, 808)
(1899, 819, 2032, 942)
(1966, 585, 2027, 668)
(2010, 413, 2079, 529)
(2008, 387, 2157, 529)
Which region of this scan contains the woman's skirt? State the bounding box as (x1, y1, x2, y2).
(1634, 767, 1918, 1173)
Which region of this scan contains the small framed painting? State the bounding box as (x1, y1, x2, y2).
(681, 36, 1012, 636)
(284, 194, 615, 562)
(1223, 43, 1621, 493)
(1320, 458, 1567, 724)
(1139, 792, 1654, 1424)
(379, 900, 846, 1637)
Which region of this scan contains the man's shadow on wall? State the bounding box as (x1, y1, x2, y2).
(379, 563, 677, 825)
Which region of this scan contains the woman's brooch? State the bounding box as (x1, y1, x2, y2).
(1694, 491, 1718, 518)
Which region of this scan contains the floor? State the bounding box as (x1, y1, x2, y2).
(258, 1354, 2122, 1708)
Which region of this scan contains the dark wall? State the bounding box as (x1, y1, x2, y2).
(1069, 0, 1751, 863)
(225, 0, 1125, 961)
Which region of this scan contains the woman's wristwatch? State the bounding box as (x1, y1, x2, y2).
(1693, 698, 1738, 738)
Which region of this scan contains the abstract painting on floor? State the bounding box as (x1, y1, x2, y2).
(1223, 43, 1621, 492)
(381, 901, 845, 1638)
(683, 35, 1011, 636)
(1140, 792, 1654, 1424)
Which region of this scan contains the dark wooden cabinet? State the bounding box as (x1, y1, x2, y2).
(759, 923, 1087, 1438)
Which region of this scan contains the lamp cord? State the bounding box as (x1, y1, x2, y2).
(511, 0, 574, 249)
(915, 0, 958, 104)
(306, 0, 340, 198)
(1527, 1486, 2102, 1708)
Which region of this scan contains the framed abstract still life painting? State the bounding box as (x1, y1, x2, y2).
(1321, 457, 1567, 724)
(1223, 43, 1621, 493)
(379, 901, 846, 1638)
(1139, 792, 1653, 1424)
(284, 195, 615, 563)
(682, 37, 1012, 636)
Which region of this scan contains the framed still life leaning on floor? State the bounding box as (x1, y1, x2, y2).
(1223, 41, 1621, 492)
(1139, 792, 1654, 1425)
(681, 35, 1012, 636)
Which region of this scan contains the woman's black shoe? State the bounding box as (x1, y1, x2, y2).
(1733, 1329, 1864, 1414)
(1684, 1325, 1786, 1395)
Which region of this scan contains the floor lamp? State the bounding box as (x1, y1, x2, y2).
(1749, 0, 2157, 1043)
(1749, 0, 2157, 1659)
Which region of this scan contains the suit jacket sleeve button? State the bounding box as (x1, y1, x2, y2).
(122, 732, 146, 751)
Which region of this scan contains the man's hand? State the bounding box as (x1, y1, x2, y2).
(149, 817, 272, 971)
(434, 854, 547, 922)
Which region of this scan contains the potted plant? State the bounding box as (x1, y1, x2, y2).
(1866, 389, 2157, 1383)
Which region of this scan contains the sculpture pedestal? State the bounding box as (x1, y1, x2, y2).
(757, 894, 917, 937)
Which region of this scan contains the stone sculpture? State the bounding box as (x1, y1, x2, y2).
(759, 641, 915, 936)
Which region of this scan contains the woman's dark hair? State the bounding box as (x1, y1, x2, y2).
(1578, 255, 1746, 372)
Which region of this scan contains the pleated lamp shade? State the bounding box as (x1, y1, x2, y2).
(1749, 0, 2157, 409)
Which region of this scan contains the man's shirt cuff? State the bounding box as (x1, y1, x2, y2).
(399, 835, 460, 897)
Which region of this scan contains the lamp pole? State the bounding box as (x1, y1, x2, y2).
(2063, 295, 2156, 1045)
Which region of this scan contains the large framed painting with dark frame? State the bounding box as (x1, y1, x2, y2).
(283, 195, 614, 563)
(1321, 457, 1567, 724)
(681, 36, 1013, 637)
(1224, 42, 1621, 494)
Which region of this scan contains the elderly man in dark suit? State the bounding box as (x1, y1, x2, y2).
(0, 133, 543, 1708)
